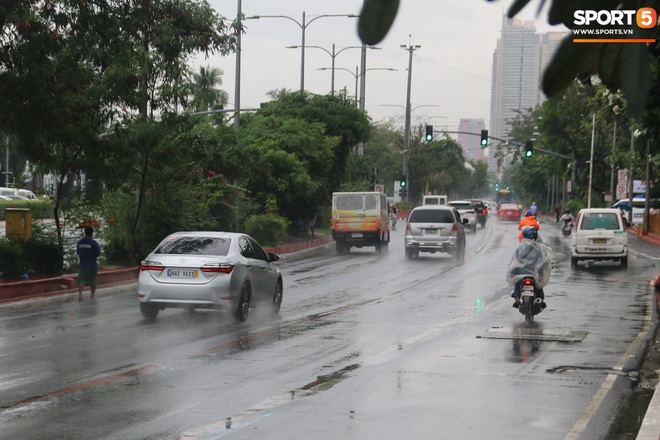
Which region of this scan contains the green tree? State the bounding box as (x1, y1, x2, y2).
(257, 90, 372, 197)
(189, 65, 229, 112)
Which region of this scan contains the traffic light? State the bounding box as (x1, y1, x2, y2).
(398, 188, 403, 197)
(495, 182, 499, 191)
(425, 125, 433, 142)
(524, 141, 533, 157)
(400, 175, 407, 188)
(480, 129, 488, 147)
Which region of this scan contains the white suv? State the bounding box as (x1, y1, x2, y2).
(447, 200, 477, 233)
(571, 208, 628, 268)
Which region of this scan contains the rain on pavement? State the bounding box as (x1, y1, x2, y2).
(0, 216, 658, 440)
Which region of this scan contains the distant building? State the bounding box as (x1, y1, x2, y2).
(458, 119, 487, 163)
(488, 16, 565, 176)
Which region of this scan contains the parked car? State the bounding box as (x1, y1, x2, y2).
(497, 203, 521, 222)
(137, 231, 283, 322)
(404, 205, 467, 261)
(0, 195, 11, 201)
(446, 200, 477, 233)
(571, 208, 628, 268)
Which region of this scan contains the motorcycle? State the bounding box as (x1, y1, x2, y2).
(561, 220, 574, 237)
(517, 277, 545, 322)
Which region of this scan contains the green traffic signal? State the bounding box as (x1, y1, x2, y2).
(425, 125, 433, 142)
(524, 141, 533, 157)
(400, 175, 407, 188)
(480, 129, 488, 147)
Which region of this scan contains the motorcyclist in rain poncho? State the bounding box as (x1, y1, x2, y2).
(507, 227, 552, 308)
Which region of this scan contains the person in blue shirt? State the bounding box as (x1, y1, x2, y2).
(77, 227, 101, 301)
(529, 202, 538, 217)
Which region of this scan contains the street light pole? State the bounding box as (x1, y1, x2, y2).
(288, 44, 377, 94)
(233, 0, 242, 128)
(247, 12, 357, 91)
(401, 37, 421, 202)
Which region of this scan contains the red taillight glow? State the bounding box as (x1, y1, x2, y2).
(201, 263, 234, 274)
(523, 278, 533, 286)
(451, 223, 458, 235)
(140, 261, 164, 272)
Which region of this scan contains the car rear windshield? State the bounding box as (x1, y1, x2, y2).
(579, 213, 621, 230)
(154, 236, 231, 256)
(409, 209, 455, 223)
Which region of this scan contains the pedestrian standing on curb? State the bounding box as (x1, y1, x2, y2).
(77, 226, 101, 301)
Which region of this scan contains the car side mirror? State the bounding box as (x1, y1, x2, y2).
(268, 253, 280, 262)
(462, 218, 469, 224)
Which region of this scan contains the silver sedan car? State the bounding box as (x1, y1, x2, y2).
(138, 231, 283, 322)
(404, 205, 467, 261)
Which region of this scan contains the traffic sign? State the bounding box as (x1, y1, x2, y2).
(616, 184, 627, 200)
(374, 184, 384, 193)
(617, 169, 628, 185)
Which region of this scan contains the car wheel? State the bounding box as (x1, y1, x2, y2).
(621, 256, 628, 268)
(405, 248, 413, 260)
(272, 280, 283, 314)
(571, 257, 578, 269)
(375, 239, 382, 253)
(336, 241, 348, 254)
(140, 303, 159, 322)
(235, 282, 251, 322)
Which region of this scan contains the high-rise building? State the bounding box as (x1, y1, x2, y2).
(488, 16, 565, 176)
(458, 118, 487, 163)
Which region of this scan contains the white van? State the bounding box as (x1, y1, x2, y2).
(0, 187, 38, 200)
(571, 208, 628, 268)
(423, 195, 447, 206)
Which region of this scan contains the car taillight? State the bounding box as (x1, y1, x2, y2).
(467, 210, 475, 214)
(451, 223, 458, 235)
(405, 222, 412, 233)
(201, 263, 234, 274)
(140, 260, 164, 272)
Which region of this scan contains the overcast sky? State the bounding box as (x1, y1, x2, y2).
(196, 0, 566, 131)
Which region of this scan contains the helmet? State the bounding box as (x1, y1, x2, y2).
(564, 209, 571, 214)
(526, 210, 533, 217)
(522, 227, 538, 240)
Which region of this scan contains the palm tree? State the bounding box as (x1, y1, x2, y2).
(190, 65, 228, 112)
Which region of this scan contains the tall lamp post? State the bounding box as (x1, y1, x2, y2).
(247, 12, 357, 91)
(288, 44, 380, 94)
(317, 66, 396, 104)
(234, 0, 242, 128)
(401, 37, 421, 202)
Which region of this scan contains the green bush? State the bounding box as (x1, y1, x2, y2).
(0, 222, 63, 279)
(24, 238, 63, 276)
(0, 238, 25, 279)
(244, 213, 289, 247)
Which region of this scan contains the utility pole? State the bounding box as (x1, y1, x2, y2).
(233, 0, 242, 128)
(401, 36, 420, 203)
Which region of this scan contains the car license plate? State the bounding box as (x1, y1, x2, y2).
(167, 269, 198, 278)
(351, 232, 363, 238)
(423, 228, 438, 235)
(592, 238, 607, 244)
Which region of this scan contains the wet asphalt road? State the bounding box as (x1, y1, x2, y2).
(0, 217, 658, 440)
